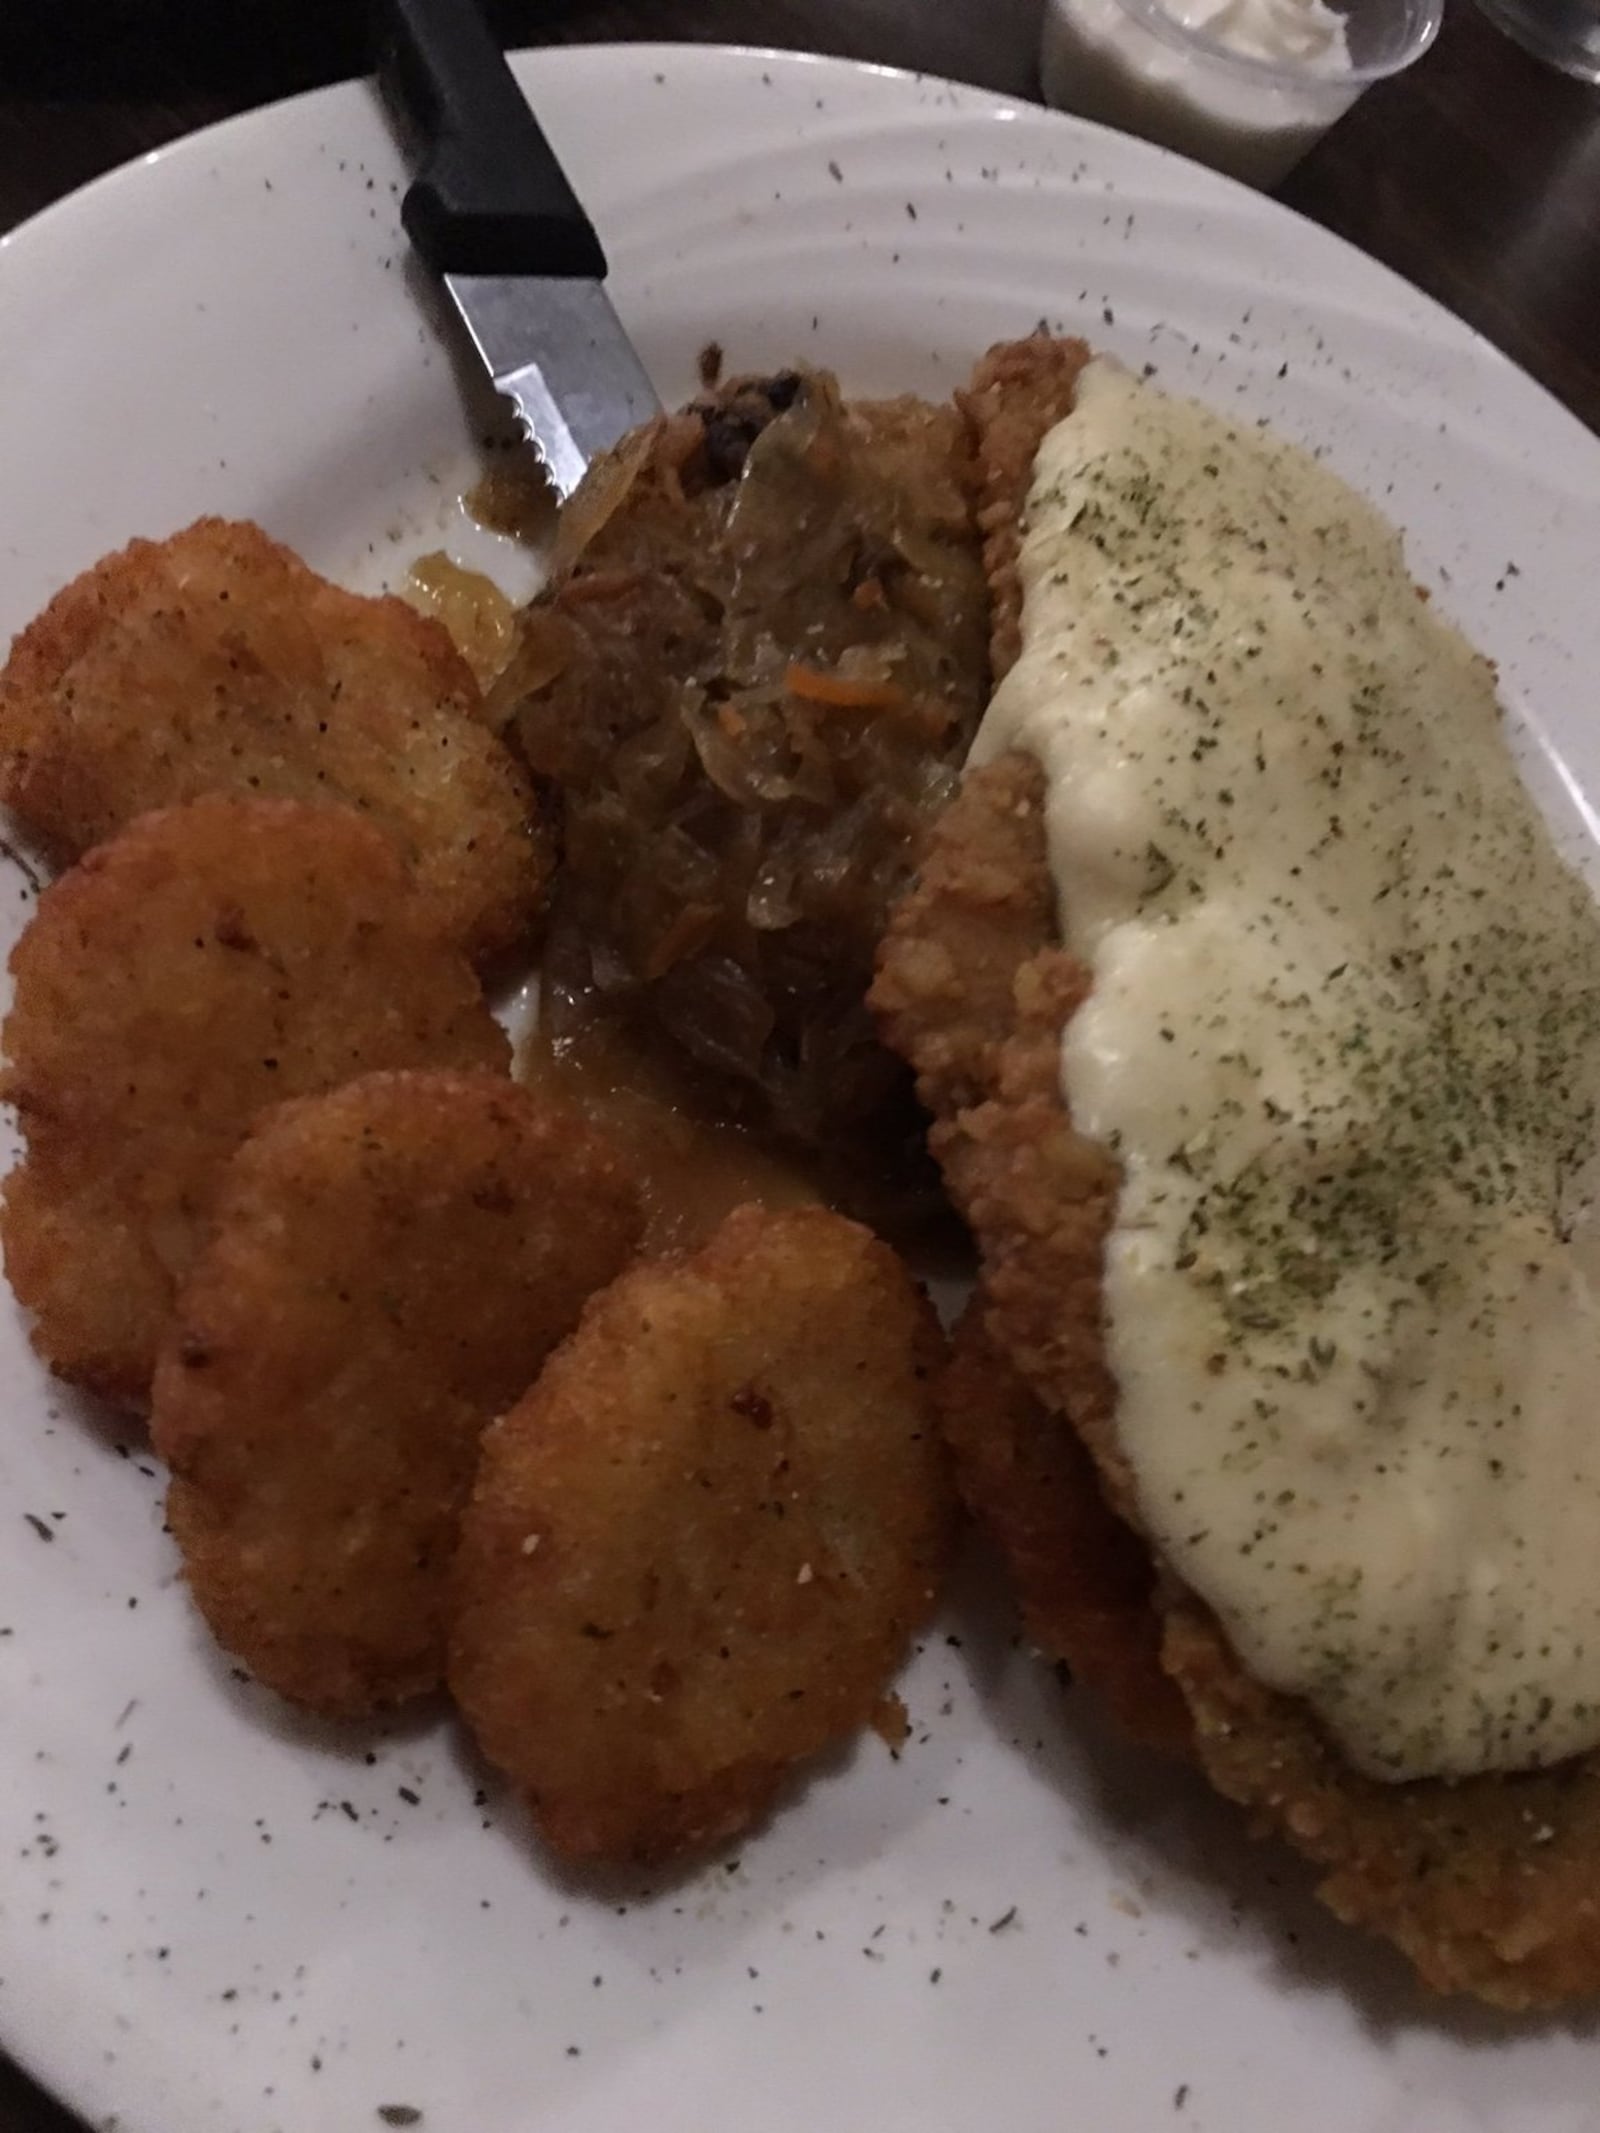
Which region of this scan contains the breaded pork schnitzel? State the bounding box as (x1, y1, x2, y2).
(937, 1298, 1189, 1756)
(882, 750, 1600, 2005)
(875, 335, 1600, 2009)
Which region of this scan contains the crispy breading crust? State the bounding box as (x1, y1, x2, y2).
(957, 335, 1092, 680)
(1, 795, 509, 1410)
(874, 332, 1600, 2007)
(1165, 1602, 1600, 2009)
(151, 1071, 642, 1717)
(937, 1300, 1190, 1756)
(867, 747, 1058, 1123)
(0, 518, 545, 961)
(449, 1204, 955, 1864)
(872, 752, 1135, 1523)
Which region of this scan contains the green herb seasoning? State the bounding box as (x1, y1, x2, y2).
(974, 358, 1600, 1781)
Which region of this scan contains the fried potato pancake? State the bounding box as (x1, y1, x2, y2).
(0, 517, 544, 961)
(876, 724, 1600, 2008)
(2, 794, 509, 1410)
(151, 1071, 643, 1717)
(449, 1203, 955, 1863)
(937, 1300, 1189, 1757)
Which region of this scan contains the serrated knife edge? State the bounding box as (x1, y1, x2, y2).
(442, 273, 660, 500)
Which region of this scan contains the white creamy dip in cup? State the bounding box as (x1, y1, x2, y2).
(1041, 0, 1442, 188)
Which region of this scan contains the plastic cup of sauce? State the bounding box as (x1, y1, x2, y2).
(1040, 0, 1443, 188)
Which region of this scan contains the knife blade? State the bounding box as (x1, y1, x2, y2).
(376, 0, 661, 499)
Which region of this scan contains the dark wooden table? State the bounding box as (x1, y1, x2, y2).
(0, 2, 1595, 2127)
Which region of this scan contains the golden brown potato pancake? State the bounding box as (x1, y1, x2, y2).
(152, 1070, 642, 1717)
(450, 1203, 955, 1863)
(0, 517, 544, 962)
(2, 794, 508, 1409)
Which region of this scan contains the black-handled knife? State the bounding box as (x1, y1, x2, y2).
(376, 0, 660, 498)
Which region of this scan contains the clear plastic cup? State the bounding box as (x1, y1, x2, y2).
(1473, 0, 1600, 80)
(1040, 0, 1444, 188)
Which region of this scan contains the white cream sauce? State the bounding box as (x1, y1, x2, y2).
(1168, 0, 1350, 71)
(973, 358, 1600, 1781)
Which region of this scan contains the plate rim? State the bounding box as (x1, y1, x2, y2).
(0, 39, 1594, 476)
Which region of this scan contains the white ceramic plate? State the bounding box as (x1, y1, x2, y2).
(1, 43, 1597, 2133)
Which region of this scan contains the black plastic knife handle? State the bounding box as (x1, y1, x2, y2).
(376, 0, 608, 281)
